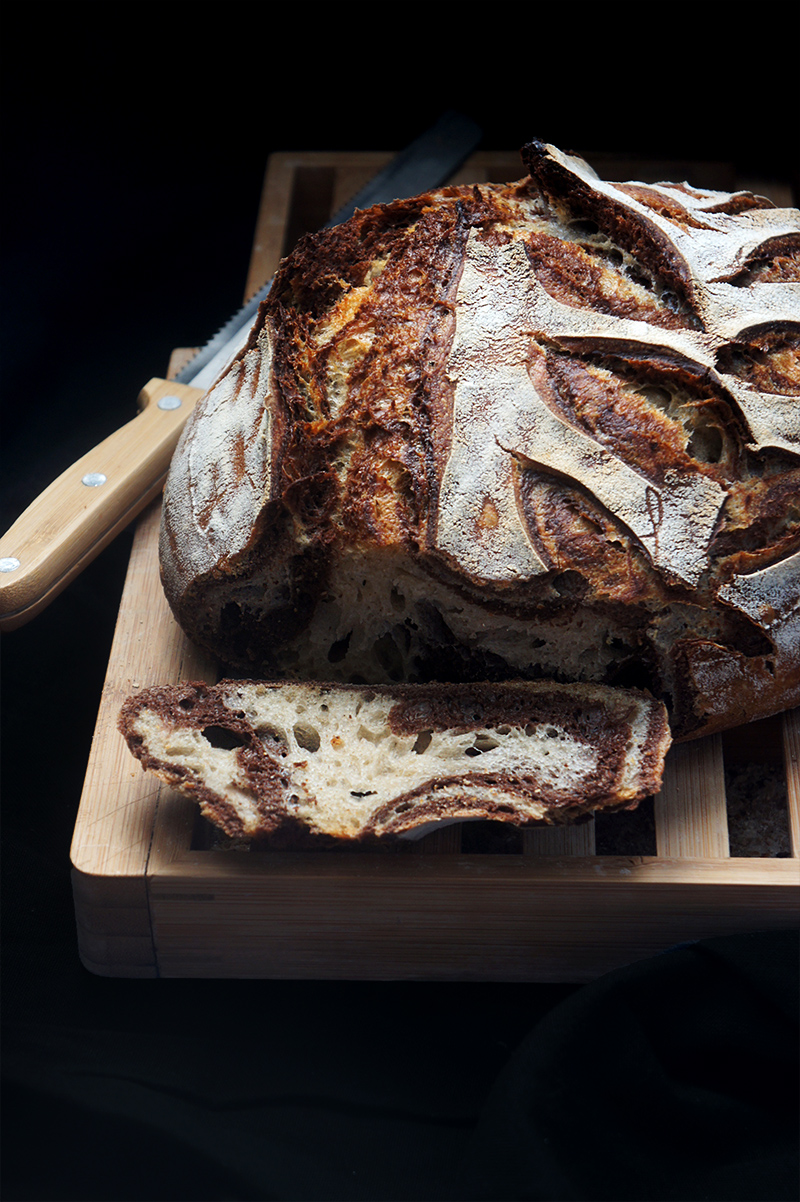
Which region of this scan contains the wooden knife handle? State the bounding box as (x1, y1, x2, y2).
(0, 378, 205, 630)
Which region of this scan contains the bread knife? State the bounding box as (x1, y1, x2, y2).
(0, 112, 482, 630)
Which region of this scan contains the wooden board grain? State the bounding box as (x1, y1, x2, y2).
(71, 150, 800, 979)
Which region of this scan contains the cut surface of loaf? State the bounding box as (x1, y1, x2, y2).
(118, 680, 671, 842)
(160, 140, 800, 739)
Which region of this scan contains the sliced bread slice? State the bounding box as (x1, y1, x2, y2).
(119, 679, 671, 843)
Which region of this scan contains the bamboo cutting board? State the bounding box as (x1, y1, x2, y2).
(71, 150, 800, 979)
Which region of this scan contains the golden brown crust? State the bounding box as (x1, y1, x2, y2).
(160, 143, 800, 740)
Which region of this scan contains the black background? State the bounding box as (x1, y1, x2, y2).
(2, 6, 798, 1200)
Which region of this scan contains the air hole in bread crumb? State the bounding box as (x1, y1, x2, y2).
(178, 697, 195, 710)
(373, 632, 405, 680)
(357, 724, 385, 745)
(413, 731, 433, 754)
(568, 219, 599, 236)
(256, 724, 288, 751)
(328, 632, 352, 663)
(202, 726, 245, 751)
(552, 570, 588, 599)
(293, 722, 321, 753)
(638, 385, 671, 411)
(687, 425, 723, 463)
(394, 801, 413, 814)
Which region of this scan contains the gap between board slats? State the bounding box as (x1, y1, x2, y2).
(412, 819, 597, 855)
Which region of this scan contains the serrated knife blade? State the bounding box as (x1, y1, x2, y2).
(0, 113, 483, 629)
(177, 111, 481, 392)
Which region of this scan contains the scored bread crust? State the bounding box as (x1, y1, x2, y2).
(160, 140, 800, 740)
(118, 679, 671, 842)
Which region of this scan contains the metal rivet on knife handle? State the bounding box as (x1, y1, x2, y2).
(0, 378, 206, 630)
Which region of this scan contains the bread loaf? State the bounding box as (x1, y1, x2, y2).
(160, 140, 800, 740)
(118, 679, 671, 842)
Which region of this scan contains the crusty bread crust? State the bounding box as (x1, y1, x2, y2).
(160, 141, 800, 740)
(118, 679, 671, 842)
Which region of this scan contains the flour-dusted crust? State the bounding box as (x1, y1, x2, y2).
(160, 141, 800, 740)
(119, 679, 671, 842)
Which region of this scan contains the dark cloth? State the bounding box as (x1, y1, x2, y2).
(3, 933, 797, 1201)
(467, 931, 799, 1202)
